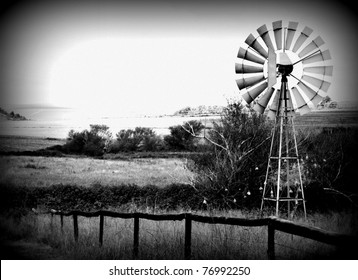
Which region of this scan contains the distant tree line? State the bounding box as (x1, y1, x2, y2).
(174, 105, 224, 116)
(0, 107, 27, 120)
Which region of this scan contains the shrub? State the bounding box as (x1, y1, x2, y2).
(138, 134, 165, 152)
(63, 129, 87, 154)
(298, 127, 358, 209)
(0, 183, 200, 212)
(63, 125, 112, 156)
(187, 102, 271, 209)
(164, 120, 205, 151)
(111, 127, 164, 152)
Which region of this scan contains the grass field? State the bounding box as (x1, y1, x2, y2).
(293, 109, 358, 128)
(0, 155, 193, 188)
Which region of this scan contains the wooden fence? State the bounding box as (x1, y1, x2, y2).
(44, 209, 358, 259)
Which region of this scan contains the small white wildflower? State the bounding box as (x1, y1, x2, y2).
(203, 199, 207, 204)
(247, 190, 251, 196)
(259, 186, 263, 191)
(225, 188, 228, 192)
(255, 166, 259, 170)
(233, 198, 237, 203)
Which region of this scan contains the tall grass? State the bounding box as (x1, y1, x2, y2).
(1, 208, 355, 260)
(0, 155, 192, 188)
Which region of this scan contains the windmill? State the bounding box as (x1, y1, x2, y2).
(235, 20, 332, 218)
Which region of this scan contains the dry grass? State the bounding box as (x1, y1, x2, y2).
(1, 209, 355, 260)
(0, 155, 192, 188)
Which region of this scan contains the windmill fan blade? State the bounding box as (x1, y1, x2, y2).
(245, 33, 268, 58)
(298, 36, 325, 58)
(268, 48, 277, 88)
(236, 74, 265, 90)
(302, 50, 331, 65)
(301, 75, 331, 92)
(267, 90, 280, 120)
(253, 87, 275, 114)
(237, 47, 266, 65)
(272, 20, 283, 50)
(291, 87, 311, 115)
(297, 82, 323, 107)
(242, 81, 268, 104)
(285, 21, 298, 50)
(292, 26, 313, 53)
(303, 66, 333, 76)
(257, 24, 275, 50)
(235, 63, 263, 74)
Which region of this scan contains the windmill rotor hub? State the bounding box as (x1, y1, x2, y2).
(278, 64, 293, 76)
(263, 50, 302, 89)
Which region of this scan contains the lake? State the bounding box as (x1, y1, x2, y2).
(0, 107, 220, 139)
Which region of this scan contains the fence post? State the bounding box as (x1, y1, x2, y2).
(73, 214, 79, 242)
(267, 219, 275, 260)
(185, 213, 192, 259)
(99, 214, 104, 246)
(133, 214, 140, 259)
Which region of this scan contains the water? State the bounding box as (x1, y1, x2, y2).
(0, 107, 219, 139)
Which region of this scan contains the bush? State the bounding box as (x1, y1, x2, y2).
(298, 127, 358, 209)
(63, 125, 112, 156)
(111, 127, 164, 152)
(138, 134, 165, 152)
(0, 183, 201, 212)
(188, 102, 271, 209)
(164, 120, 204, 151)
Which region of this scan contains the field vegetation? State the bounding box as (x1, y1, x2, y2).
(1, 102, 358, 259)
(0, 208, 355, 260)
(0, 156, 191, 188)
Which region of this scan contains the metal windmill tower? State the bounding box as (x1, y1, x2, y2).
(234, 20, 332, 218)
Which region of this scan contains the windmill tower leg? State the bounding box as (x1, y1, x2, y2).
(260, 75, 307, 219)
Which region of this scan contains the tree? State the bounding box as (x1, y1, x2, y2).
(185, 102, 272, 209)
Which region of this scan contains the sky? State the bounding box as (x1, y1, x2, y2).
(0, 0, 357, 117)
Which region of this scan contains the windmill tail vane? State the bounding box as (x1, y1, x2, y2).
(235, 20, 332, 218)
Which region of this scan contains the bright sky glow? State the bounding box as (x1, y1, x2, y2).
(1, 0, 357, 117)
(48, 37, 234, 116)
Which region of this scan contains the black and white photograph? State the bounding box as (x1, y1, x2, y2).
(1, 0, 357, 277)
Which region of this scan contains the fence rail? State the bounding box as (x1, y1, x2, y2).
(41, 209, 358, 259)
